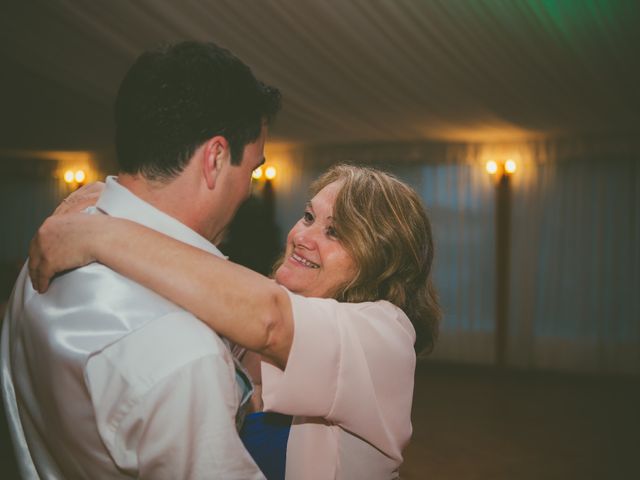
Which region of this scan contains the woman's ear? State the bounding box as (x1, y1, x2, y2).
(203, 136, 230, 190)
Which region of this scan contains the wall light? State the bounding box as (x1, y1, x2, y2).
(484, 156, 519, 367)
(265, 166, 277, 180)
(252, 166, 263, 180)
(74, 169, 86, 183)
(252, 165, 277, 181)
(63, 168, 88, 189)
(486, 159, 517, 178)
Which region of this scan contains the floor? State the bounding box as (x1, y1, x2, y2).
(2, 362, 638, 479)
(400, 362, 640, 480)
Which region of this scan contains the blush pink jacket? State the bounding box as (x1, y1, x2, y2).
(261, 290, 416, 479)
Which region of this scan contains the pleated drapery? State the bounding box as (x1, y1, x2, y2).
(2, 1, 639, 147)
(509, 155, 639, 374)
(273, 137, 640, 374)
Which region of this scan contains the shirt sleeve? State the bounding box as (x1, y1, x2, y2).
(86, 313, 265, 480)
(261, 290, 416, 461)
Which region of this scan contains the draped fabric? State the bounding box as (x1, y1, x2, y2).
(0, 159, 65, 262)
(1, 1, 639, 150)
(509, 155, 640, 374)
(417, 162, 497, 365)
(273, 137, 640, 374)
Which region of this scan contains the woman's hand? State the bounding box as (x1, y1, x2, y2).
(53, 182, 104, 215)
(29, 213, 102, 293)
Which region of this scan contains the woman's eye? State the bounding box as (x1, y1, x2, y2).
(303, 211, 314, 223)
(326, 226, 338, 238)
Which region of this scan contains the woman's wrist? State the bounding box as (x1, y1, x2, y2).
(88, 214, 117, 265)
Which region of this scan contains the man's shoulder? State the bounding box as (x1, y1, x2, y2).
(18, 262, 227, 362)
(49, 262, 180, 315)
(90, 310, 231, 387)
(77, 262, 233, 393)
(70, 262, 227, 345)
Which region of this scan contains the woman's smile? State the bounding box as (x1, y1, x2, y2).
(289, 252, 320, 269)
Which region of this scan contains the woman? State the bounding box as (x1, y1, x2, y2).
(30, 165, 441, 479)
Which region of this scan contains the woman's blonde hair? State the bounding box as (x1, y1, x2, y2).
(307, 164, 441, 355)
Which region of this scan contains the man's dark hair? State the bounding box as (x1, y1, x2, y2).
(114, 41, 281, 180)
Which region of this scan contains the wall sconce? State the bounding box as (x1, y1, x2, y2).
(486, 159, 517, 178)
(252, 165, 277, 181)
(485, 158, 517, 369)
(63, 169, 87, 189)
(251, 164, 277, 217)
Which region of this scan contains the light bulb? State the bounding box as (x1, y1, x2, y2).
(265, 166, 277, 180)
(252, 166, 263, 180)
(486, 161, 498, 175)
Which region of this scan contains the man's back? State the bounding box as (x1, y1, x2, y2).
(2, 39, 280, 479)
(1, 179, 264, 479)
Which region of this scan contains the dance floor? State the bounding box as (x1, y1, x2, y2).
(1, 361, 638, 479)
(401, 361, 640, 479)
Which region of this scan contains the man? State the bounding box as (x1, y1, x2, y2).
(1, 41, 280, 479)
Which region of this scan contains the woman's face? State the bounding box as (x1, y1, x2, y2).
(275, 181, 356, 298)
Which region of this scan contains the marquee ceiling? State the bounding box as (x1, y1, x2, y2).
(1, 0, 639, 152)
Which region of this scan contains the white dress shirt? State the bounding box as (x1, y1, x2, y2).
(1, 177, 264, 479)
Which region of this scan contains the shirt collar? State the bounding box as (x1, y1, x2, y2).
(96, 176, 225, 259)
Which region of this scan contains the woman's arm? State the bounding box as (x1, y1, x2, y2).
(29, 213, 293, 368)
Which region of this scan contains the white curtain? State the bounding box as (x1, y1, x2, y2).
(0, 159, 65, 264)
(402, 162, 496, 366)
(509, 154, 639, 374)
(274, 137, 640, 374)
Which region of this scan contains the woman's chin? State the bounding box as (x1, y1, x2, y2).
(274, 267, 294, 291)
(273, 266, 285, 285)
(274, 267, 308, 296)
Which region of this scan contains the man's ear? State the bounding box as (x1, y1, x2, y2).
(203, 136, 230, 190)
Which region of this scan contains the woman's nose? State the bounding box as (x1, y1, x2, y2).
(293, 225, 318, 250)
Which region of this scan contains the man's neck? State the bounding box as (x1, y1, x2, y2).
(117, 173, 213, 240)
